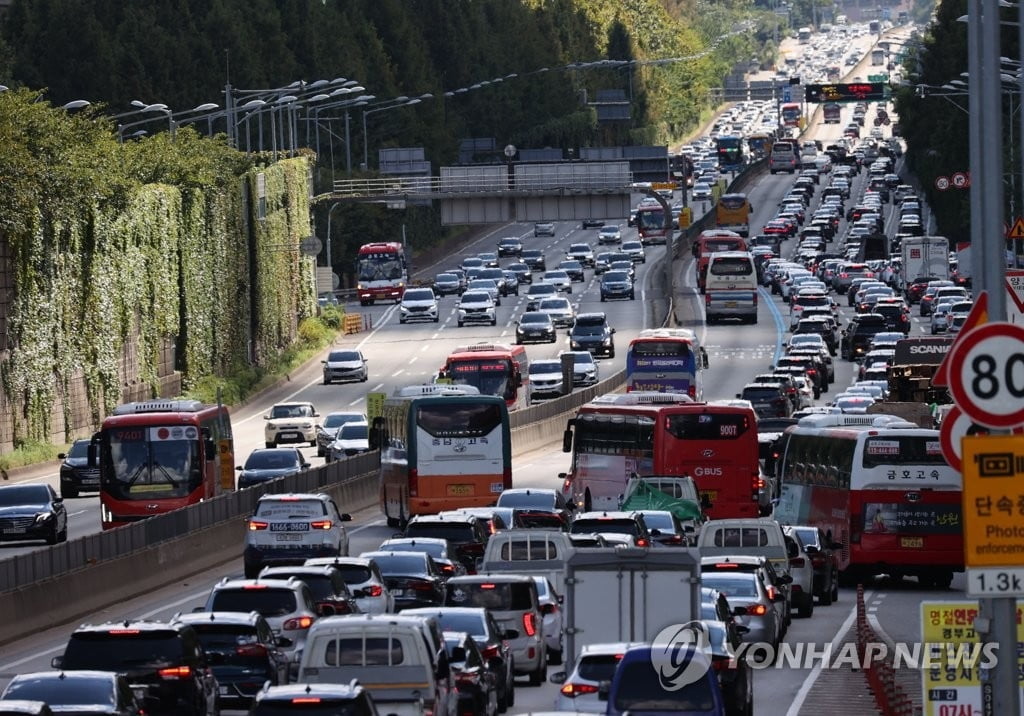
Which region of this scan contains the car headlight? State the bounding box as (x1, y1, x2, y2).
(570, 341, 581, 349)
(35, 512, 53, 524)
(603, 338, 612, 346)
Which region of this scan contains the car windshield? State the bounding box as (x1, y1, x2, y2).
(520, 314, 550, 325)
(539, 299, 569, 311)
(271, 405, 314, 419)
(211, 588, 298, 617)
(436, 273, 457, 282)
(613, 658, 716, 711)
(338, 423, 368, 440)
(604, 271, 629, 282)
(701, 574, 759, 598)
(498, 492, 554, 509)
(430, 611, 487, 637)
(640, 512, 676, 530)
(404, 290, 434, 301)
(4, 676, 116, 706)
(323, 413, 364, 429)
(529, 362, 560, 376)
(382, 540, 446, 558)
(571, 518, 636, 535)
(255, 499, 327, 518)
(461, 292, 489, 304)
(447, 582, 534, 610)
(544, 272, 568, 281)
(0, 485, 50, 506)
(245, 451, 299, 470)
(366, 553, 430, 575)
(404, 523, 475, 543)
(67, 440, 90, 458)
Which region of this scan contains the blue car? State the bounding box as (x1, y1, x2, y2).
(601, 644, 726, 715)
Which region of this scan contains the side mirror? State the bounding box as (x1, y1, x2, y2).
(318, 603, 336, 617)
(205, 439, 217, 460)
(735, 393, 742, 399)
(264, 415, 270, 421)
(541, 603, 556, 615)
(192, 606, 206, 613)
(320, 360, 327, 365)
(549, 671, 568, 685)
(650, 528, 662, 536)
(773, 593, 787, 603)
(566, 500, 576, 511)
(57, 452, 67, 460)
(778, 574, 794, 585)
(610, 328, 616, 334)
(598, 680, 611, 701)
(562, 430, 573, 453)
(87, 443, 99, 468)
(234, 465, 243, 471)
(340, 513, 353, 522)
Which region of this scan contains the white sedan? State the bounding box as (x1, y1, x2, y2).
(540, 270, 573, 294)
(532, 576, 564, 665)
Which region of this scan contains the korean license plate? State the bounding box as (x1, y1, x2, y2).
(219, 686, 229, 696)
(281, 432, 300, 440)
(901, 537, 923, 548)
(2, 528, 24, 535)
(724, 301, 738, 308)
(276, 534, 303, 542)
(447, 484, 473, 496)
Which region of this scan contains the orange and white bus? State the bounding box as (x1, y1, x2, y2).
(715, 193, 752, 237)
(772, 414, 963, 588)
(93, 400, 234, 529)
(561, 393, 761, 518)
(439, 343, 528, 410)
(376, 384, 512, 527)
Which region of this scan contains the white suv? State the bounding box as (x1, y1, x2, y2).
(559, 350, 599, 386)
(244, 493, 352, 578)
(527, 359, 565, 401)
(203, 576, 320, 658)
(264, 402, 319, 448)
(399, 287, 440, 324)
(304, 556, 395, 614)
(457, 291, 497, 327)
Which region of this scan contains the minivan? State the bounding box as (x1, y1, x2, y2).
(769, 141, 798, 174)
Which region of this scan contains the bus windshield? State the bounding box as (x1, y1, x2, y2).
(101, 426, 202, 500)
(357, 254, 404, 281)
(416, 403, 504, 438)
(637, 207, 666, 230)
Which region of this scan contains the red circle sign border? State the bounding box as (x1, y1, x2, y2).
(948, 322, 1024, 428)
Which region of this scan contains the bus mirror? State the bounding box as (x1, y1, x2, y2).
(562, 429, 573, 453)
(205, 439, 217, 460)
(87, 443, 98, 468)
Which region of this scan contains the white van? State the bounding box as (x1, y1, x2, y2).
(298, 614, 453, 716)
(704, 251, 758, 325)
(769, 141, 798, 174)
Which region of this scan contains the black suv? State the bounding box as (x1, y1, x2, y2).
(52, 620, 218, 715)
(521, 249, 547, 272)
(840, 313, 889, 361)
(404, 512, 492, 573)
(567, 313, 616, 358)
(57, 438, 100, 498)
(794, 317, 838, 355)
(171, 611, 290, 709)
(738, 383, 792, 419)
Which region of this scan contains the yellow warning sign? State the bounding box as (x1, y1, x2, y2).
(962, 434, 1024, 568)
(1006, 216, 1024, 239)
(652, 181, 677, 191)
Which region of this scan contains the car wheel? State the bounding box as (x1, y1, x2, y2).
(609, 350, 615, 359)
(831, 571, 840, 601)
(630, 292, 635, 300)
(317, 445, 324, 457)
(361, 373, 368, 382)
(434, 316, 439, 323)
(496, 297, 501, 306)
(600, 295, 606, 302)
(323, 376, 331, 385)
(528, 658, 546, 686)
(61, 485, 79, 500)
(491, 318, 497, 326)
(503, 674, 515, 709)
(45, 524, 59, 545)
(820, 578, 834, 606)
(399, 318, 406, 324)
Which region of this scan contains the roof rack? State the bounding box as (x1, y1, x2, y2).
(395, 384, 481, 397)
(112, 400, 205, 415)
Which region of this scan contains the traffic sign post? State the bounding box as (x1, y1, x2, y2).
(947, 322, 1024, 428)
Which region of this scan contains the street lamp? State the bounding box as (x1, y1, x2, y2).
(360, 94, 433, 170)
(61, 99, 91, 111)
(309, 95, 375, 176)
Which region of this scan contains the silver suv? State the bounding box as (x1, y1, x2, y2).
(244, 493, 352, 578)
(202, 577, 322, 658)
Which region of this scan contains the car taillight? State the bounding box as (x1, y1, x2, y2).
(283, 616, 314, 630)
(236, 643, 268, 657)
(522, 612, 537, 637)
(409, 468, 418, 497)
(748, 603, 769, 616)
(310, 520, 332, 530)
(711, 658, 730, 671)
(561, 683, 600, 697)
(765, 585, 777, 601)
(480, 644, 500, 660)
(365, 584, 383, 597)
(292, 698, 321, 704)
(249, 520, 269, 531)
(840, 272, 848, 278)
(441, 564, 455, 575)
(635, 537, 649, 547)
(688, 385, 697, 399)
(158, 666, 192, 679)
(412, 581, 436, 592)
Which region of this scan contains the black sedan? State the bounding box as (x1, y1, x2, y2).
(235, 448, 309, 489)
(360, 550, 447, 609)
(444, 631, 500, 716)
(0, 483, 67, 544)
(58, 438, 100, 498)
(515, 313, 557, 344)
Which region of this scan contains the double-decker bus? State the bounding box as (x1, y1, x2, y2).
(625, 329, 707, 400)
(561, 393, 760, 518)
(715, 136, 744, 172)
(439, 343, 528, 410)
(772, 414, 962, 588)
(714, 193, 752, 237)
(635, 204, 671, 245)
(375, 384, 512, 527)
(93, 400, 234, 530)
(356, 241, 407, 305)
(780, 103, 803, 129)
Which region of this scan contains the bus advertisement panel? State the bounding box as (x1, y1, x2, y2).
(780, 103, 803, 129)
(715, 193, 752, 237)
(715, 136, 744, 172)
(95, 400, 234, 529)
(377, 385, 512, 525)
(625, 329, 705, 400)
(439, 343, 528, 410)
(562, 394, 760, 519)
(356, 241, 408, 305)
(772, 414, 962, 587)
(636, 204, 670, 245)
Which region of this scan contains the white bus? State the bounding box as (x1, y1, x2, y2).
(798, 27, 812, 43)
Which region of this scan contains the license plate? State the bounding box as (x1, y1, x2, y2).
(2, 528, 24, 535)
(281, 432, 300, 440)
(447, 484, 473, 496)
(81, 478, 99, 484)
(271, 522, 309, 532)
(491, 482, 505, 493)
(276, 534, 303, 542)
(901, 537, 923, 548)
(219, 686, 229, 696)
(725, 301, 738, 308)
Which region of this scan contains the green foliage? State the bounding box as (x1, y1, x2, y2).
(319, 305, 345, 330)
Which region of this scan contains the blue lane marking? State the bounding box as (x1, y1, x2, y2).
(760, 286, 786, 365)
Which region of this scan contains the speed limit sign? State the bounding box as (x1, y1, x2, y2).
(948, 322, 1024, 428)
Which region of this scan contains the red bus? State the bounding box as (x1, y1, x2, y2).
(439, 343, 528, 410)
(93, 400, 235, 530)
(635, 204, 671, 245)
(561, 393, 761, 518)
(772, 414, 962, 588)
(356, 241, 408, 305)
(692, 229, 746, 292)
(780, 102, 803, 129)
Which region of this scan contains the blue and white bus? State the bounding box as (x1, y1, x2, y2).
(625, 329, 707, 400)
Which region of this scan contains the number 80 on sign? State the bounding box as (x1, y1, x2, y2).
(948, 322, 1024, 429)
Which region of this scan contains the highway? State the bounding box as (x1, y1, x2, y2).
(0, 23, 948, 716)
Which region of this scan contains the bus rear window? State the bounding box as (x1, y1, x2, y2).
(416, 403, 502, 438)
(710, 257, 754, 276)
(665, 412, 751, 440)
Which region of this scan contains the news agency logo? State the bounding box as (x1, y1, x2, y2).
(650, 621, 714, 690)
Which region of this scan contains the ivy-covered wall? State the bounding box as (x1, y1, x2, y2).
(0, 89, 314, 451)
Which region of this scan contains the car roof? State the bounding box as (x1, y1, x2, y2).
(258, 492, 330, 503)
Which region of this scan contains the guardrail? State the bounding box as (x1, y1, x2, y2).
(329, 167, 634, 199)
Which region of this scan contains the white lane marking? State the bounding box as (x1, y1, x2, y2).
(422, 344, 431, 351)
(369, 383, 384, 392)
(409, 356, 418, 364)
(392, 370, 405, 377)
(348, 396, 365, 406)
(785, 589, 868, 716)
